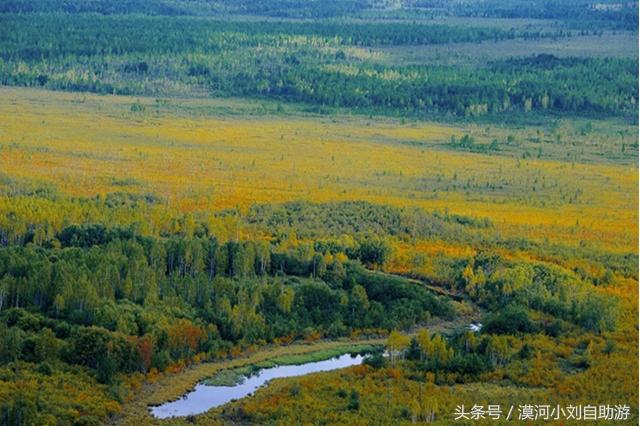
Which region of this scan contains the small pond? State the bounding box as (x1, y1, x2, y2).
(150, 353, 366, 419)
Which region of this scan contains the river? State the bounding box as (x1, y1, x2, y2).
(150, 352, 366, 419)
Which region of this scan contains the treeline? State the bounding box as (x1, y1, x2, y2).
(0, 221, 449, 321)
(0, 197, 491, 248)
(0, 13, 562, 58)
(0, 219, 618, 346)
(1, 14, 635, 119)
(0, 228, 452, 383)
(446, 0, 638, 30)
(3, 0, 637, 28)
(2, 194, 635, 282)
(216, 0, 370, 18)
(0, 0, 370, 18)
(0, 0, 191, 15)
(240, 57, 636, 117)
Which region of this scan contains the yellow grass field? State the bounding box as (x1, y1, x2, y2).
(1, 86, 637, 252)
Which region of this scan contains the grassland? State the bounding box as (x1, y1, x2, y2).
(1, 86, 637, 254)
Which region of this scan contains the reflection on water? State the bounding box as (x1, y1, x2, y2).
(150, 353, 366, 419)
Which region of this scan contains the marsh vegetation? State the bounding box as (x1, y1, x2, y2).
(0, 1, 637, 425)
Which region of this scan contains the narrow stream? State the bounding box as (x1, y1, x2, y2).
(150, 353, 366, 419)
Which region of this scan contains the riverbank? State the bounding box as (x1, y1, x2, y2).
(203, 344, 380, 386)
(112, 306, 483, 425)
(111, 339, 385, 426)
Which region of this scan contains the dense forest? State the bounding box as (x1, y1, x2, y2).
(0, 0, 370, 17)
(0, 13, 637, 120)
(1, 0, 637, 28)
(447, 0, 638, 29)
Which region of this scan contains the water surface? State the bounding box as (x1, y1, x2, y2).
(150, 353, 365, 419)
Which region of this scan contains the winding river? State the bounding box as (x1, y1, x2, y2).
(150, 353, 366, 419)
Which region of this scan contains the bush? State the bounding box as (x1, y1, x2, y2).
(73, 416, 101, 426)
(347, 390, 360, 411)
(363, 353, 386, 369)
(483, 305, 537, 334)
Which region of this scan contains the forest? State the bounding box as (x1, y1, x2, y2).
(0, 0, 638, 425)
(1, 0, 637, 27)
(0, 13, 636, 120)
(0, 197, 630, 424)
